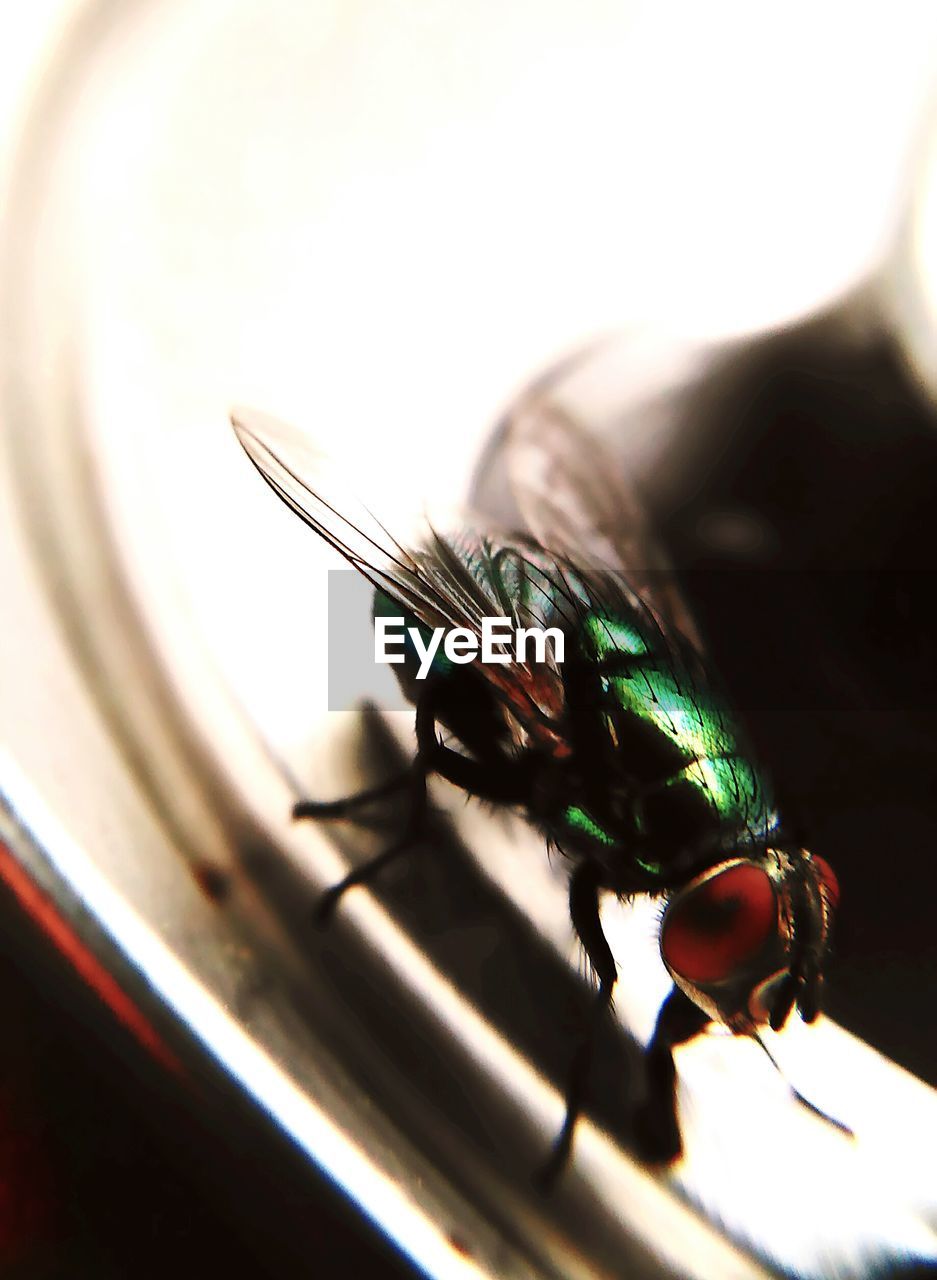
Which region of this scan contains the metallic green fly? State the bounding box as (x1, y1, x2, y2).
(232, 401, 839, 1184)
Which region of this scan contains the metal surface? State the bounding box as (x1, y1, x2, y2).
(4, 5, 937, 1278)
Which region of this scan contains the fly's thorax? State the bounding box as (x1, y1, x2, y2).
(563, 605, 780, 871)
(659, 848, 839, 1032)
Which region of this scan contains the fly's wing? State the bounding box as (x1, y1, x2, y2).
(233, 408, 492, 634)
(504, 390, 703, 652)
(502, 394, 782, 844)
(232, 408, 570, 748)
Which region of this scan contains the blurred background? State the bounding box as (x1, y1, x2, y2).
(6, 3, 937, 1278)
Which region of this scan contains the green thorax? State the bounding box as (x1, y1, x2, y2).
(577, 604, 777, 846)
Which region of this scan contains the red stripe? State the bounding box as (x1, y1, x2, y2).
(0, 839, 184, 1077)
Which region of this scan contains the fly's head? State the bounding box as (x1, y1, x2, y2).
(659, 848, 839, 1033)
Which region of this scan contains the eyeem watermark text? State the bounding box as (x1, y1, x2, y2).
(375, 616, 565, 680)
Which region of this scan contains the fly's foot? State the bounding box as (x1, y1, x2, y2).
(533, 1132, 572, 1195)
(314, 877, 352, 927)
(632, 1097, 682, 1165)
(313, 831, 422, 927)
(635, 987, 709, 1165)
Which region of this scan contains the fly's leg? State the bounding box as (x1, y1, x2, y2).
(415, 686, 532, 805)
(633, 986, 711, 1162)
(768, 971, 800, 1031)
(310, 679, 451, 922)
(310, 681, 531, 922)
(293, 770, 413, 821)
(769, 954, 821, 1029)
(427, 744, 531, 803)
(300, 698, 433, 921)
(797, 957, 822, 1024)
(536, 860, 616, 1191)
(314, 764, 429, 924)
(769, 871, 822, 1029)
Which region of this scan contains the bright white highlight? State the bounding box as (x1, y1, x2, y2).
(373, 615, 405, 663)
(481, 617, 513, 664)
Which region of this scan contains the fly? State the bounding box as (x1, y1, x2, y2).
(231, 398, 841, 1186)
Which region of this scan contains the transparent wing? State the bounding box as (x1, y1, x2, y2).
(233, 408, 496, 636)
(232, 408, 569, 744)
(503, 389, 703, 652)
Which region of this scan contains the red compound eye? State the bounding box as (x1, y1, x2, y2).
(812, 855, 840, 912)
(662, 863, 778, 984)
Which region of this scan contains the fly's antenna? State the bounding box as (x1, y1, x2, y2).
(751, 1030, 855, 1138)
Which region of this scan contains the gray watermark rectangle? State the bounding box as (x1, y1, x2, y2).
(328, 570, 408, 711)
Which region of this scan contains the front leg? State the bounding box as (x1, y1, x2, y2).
(415, 684, 532, 805)
(634, 986, 711, 1162)
(537, 860, 617, 1190)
